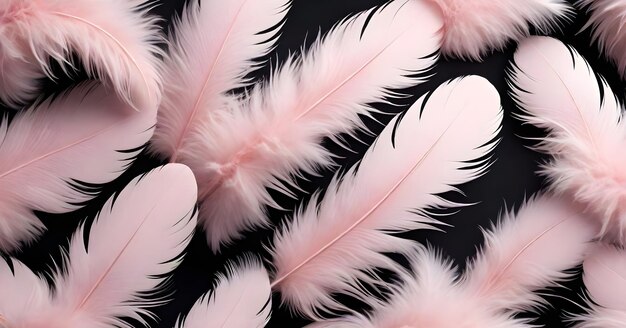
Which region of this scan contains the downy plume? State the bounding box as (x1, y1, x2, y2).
(174, 258, 272, 328)
(510, 36, 625, 243)
(0, 0, 162, 110)
(269, 76, 502, 318)
(150, 0, 290, 161)
(185, 0, 443, 251)
(307, 196, 595, 327)
(0, 84, 156, 253)
(0, 164, 198, 328)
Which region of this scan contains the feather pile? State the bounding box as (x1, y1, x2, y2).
(0, 164, 198, 327)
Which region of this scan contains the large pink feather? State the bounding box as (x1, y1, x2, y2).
(0, 85, 156, 253)
(183, 0, 443, 251)
(174, 258, 271, 328)
(0, 0, 162, 110)
(0, 164, 198, 328)
(510, 36, 626, 243)
(268, 76, 502, 318)
(150, 0, 290, 162)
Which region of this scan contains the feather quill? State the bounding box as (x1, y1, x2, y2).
(150, 0, 290, 162)
(0, 0, 162, 110)
(0, 84, 156, 253)
(268, 76, 502, 318)
(183, 0, 443, 251)
(510, 36, 625, 242)
(0, 164, 198, 328)
(574, 245, 626, 327)
(307, 196, 595, 327)
(174, 258, 271, 328)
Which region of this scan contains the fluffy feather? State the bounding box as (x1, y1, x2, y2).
(424, 0, 570, 60)
(0, 0, 162, 110)
(307, 196, 594, 327)
(0, 164, 198, 328)
(182, 0, 443, 251)
(150, 0, 290, 161)
(510, 36, 625, 242)
(269, 76, 502, 318)
(175, 258, 271, 328)
(0, 84, 156, 253)
(573, 245, 626, 328)
(577, 0, 626, 79)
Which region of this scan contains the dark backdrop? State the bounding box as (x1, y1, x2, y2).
(4, 0, 623, 327)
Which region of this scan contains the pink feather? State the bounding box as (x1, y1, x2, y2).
(0, 84, 156, 253)
(150, 0, 290, 162)
(0, 164, 198, 328)
(510, 36, 625, 243)
(182, 0, 443, 252)
(574, 245, 626, 327)
(424, 0, 570, 60)
(0, 0, 162, 110)
(577, 0, 626, 79)
(268, 76, 502, 318)
(307, 196, 595, 327)
(175, 258, 271, 328)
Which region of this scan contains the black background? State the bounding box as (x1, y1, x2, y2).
(3, 0, 624, 327)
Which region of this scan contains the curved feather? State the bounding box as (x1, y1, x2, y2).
(0, 0, 162, 110)
(510, 36, 626, 242)
(175, 259, 271, 328)
(150, 0, 290, 161)
(0, 258, 49, 326)
(0, 84, 156, 253)
(0, 164, 198, 328)
(183, 0, 443, 251)
(269, 76, 502, 318)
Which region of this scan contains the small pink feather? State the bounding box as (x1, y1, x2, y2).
(269, 76, 502, 318)
(0, 164, 198, 328)
(0, 84, 156, 253)
(424, 0, 570, 60)
(0, 0, 162, 110)
(510, 36, 625, 243)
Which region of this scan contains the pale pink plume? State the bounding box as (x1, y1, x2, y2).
(183, 0, 444, 251)
(424, 0, 570, 60)
(150, 0, 290, 161)
(269, 76, 502, 318)
(0, 164, 198, 328)
(510, 36, 626, 243)
(0, 0, 162, 110)
(174, 258, 271, 328)
(572, 244, 626, 327)
(577, 0, 626, 79)
(307, 196, 594, 328)
(0, 84, 156, 253)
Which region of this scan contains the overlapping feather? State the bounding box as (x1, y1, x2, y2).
(183, 0, 443, 251)
(0, 84, 156, 253)
(174, 258, 271, 328)
(0, 164, 198, 327)
(308, 196, 595, 327)
(510, 36, 624, 242)
(0, 0, 162, 110)
(268, 76, 502, 318)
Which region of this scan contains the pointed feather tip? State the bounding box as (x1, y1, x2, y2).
(423, 0, 571, 60)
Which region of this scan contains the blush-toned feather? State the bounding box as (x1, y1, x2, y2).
(183, 0, 443, 252)
(577, 0, 626, 79)
(150, 0, 290, 161)
(268, 76, 502, 318)
(0, 258, 49, 326)
(510, 36, 625, 242)
(175, 258, 271, 328)
(573, 245, 626, 328)
(0, 84, 156, 253)
(0, 164, 198, 328)
(0, 0, 162, 109)
(424, 0, 570, 60)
